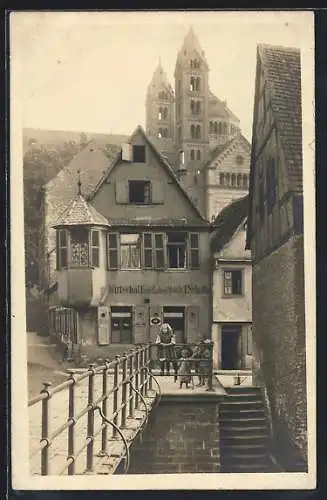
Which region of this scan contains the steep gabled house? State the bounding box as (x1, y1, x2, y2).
(210, 196, 252, 373)
(50, 126, 212, 347)
(246, 44, 307, 470)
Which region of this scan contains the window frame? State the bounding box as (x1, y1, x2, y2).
(189, 232, 200, 270)
(128, 180, 152, 205)
(57, 229, 68, 270)
(119, 233, 142, 270)
(223, 269, 244, 297)
(166, 232, 188, 270)
(132, 145, 146, 163)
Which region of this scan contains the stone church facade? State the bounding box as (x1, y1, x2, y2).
(145, 27, 251, 220)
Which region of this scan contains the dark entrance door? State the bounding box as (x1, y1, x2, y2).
(163, 306, 185, 344)
(111, 306, 133, 344)
(221, 325, 241, 370)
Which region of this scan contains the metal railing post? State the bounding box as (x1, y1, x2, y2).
(100, 360, 110, 455)
(121, 353, 128, 428)
(128, 350, 134, 418)
(86, 365, 95, 472)
(67, 372, 76, 475)
(140, 347, 144, 397)
(208, 341, 214, 391)
(112, 355, 119, 438)
(41, 381, 52, 475)
(143, 346, 148, 395)
(134, 347, 140, 409)
(148, 344, 153, 391)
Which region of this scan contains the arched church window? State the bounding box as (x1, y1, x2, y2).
(223, 123, 227, 135)
(209, 121, 213, 133)
(237, 174, 242, 187)
(218, 122, 222, 134)
(158, 128, 163, 138)
(195, 77, 201, 91)
(196, 101, 201, 114)
(231, 174, 236, 187)
(197, 150, 201, 161)
(196, 125, 201, 139)
(191, 124, 196, 139)
(243, 174, 248, 188)
(158, 107, 162, 120)
(226, 173, 231, 186)
(220, 173, 225, 185)
(191, 150, 195, 160)
(214, 122, 218, 134)
(190, 77, 195, 92)
(191, 100, 195, 114)
(163, 108, 168, 119)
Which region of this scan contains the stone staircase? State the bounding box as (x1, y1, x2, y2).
(219, 386, 281, 473)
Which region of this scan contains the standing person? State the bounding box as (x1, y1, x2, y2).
(178, 348, 192, 389)
(155, 322, 178, 379)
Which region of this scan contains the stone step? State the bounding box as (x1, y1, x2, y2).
(221, 443, 267, 450)
(219, 416, 267, 425)
(221, 463, 278, 473)
(225, 395, 263, 402)
(221, 435, 269, 446)
(220, 408, 266, 419)
(226, 387, 262, 394)
(221, 401, 264, 410)
(220, 426, 269, 436)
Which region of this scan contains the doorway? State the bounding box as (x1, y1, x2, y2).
(111, 306, 133, 344)
(163, 306, 185, 344)
(221, 325, 242, 370)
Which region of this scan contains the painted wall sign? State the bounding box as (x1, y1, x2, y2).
(107, 284, 210, 295)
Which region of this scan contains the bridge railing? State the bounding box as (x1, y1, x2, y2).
(28, 344, 155, 476)
(28, 341, 214, 476)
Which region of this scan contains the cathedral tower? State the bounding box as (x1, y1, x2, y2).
(145, 59, 175, 159)
(174, 27, 210, 214)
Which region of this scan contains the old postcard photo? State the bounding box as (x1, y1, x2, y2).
(10, 10, 316, 490)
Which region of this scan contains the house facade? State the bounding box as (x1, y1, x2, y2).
(210, 196, 252, 372)
(246, 44, 307, 468)
(51, 126, 212, 347)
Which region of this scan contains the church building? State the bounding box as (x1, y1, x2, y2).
(145, 27, 251, 220)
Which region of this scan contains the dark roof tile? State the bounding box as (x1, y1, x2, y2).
(53, 194, 110, 228)
(258, 44, 303, 193)
(210, 195, 249, 252)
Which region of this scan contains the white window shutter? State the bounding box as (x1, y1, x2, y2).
(115, 180, 129, 203)
(151, 180, 164, 204)
(122, 143, 132, 162)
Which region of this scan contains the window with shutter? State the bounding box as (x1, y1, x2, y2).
(189, 233, 200, 269)
(107, 232, 119, 269)
(91, 229, 100, 267)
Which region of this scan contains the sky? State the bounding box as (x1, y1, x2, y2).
(11, 11, 314, 142)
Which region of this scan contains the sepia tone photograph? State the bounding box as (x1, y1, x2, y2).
(10, 10, 316, 490)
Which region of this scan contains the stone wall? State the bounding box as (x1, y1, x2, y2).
(127, 398, 221, 474)
(252, 235, 307, 465)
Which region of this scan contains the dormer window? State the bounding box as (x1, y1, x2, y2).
(133, 145, 146, 163)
